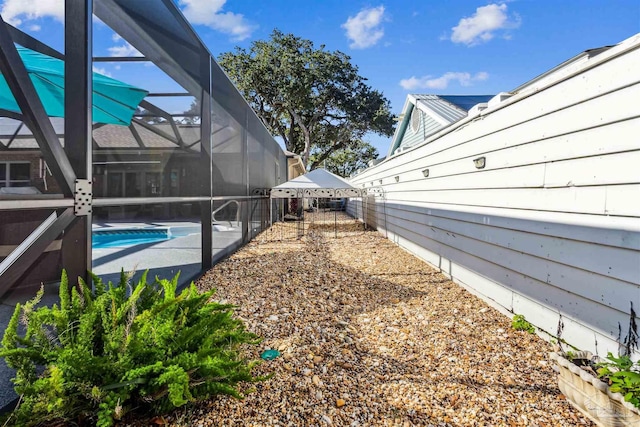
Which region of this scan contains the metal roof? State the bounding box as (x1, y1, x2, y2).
(413, 94, 493, 123)
(415, 95, 465, 123)
(438, 95, 494, 111)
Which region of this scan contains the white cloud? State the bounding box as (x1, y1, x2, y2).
(106, 33, 143, 58)
(28, 24, 41, 32)
(450, 3, 520, 46)
(342, 6, 386, 49)
(399, 71, 489, 90)
(474, 71, 489, 81)
(92, 65, 112, 77)
(0, 0, 64, 26)
(108, 41, 141, 57)
(179, 0, 256, 41)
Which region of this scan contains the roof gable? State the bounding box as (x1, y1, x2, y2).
(387, 94, 493, 157)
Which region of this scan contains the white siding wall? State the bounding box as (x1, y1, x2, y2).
(348, 36, 640, 357)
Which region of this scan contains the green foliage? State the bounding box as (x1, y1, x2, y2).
(218, 29, 395, 168)
(597, 352, 640, 408)
(0, 270, 261, 426)
(309, 140, 378, 177)
(511, 314, 536, 334)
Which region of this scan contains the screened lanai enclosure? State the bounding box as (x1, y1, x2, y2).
(0, 0, 289, 301)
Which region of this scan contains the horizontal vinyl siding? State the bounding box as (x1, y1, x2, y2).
(398, 114, 424, 148)
(419, 115, 442, 142)
(398, 128, 422, 149)
(347, 40, 640, 356)
(398, 112, 443, 151)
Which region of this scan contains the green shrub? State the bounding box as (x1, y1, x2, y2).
(511, 314, 536, 334)
(0, 270, 261, 426)
(597, 352, 640, 409)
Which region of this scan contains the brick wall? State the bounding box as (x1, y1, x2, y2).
(0, 151, 62, 194)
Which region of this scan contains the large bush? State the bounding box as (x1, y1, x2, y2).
(0, 271, 260, 426)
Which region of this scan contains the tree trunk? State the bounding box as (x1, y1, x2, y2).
(288, 109, 311, 167)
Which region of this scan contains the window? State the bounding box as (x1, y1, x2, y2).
(410, 107, 421, 133)
(0, 162, 31, 187)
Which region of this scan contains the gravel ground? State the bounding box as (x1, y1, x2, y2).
(124, 216, 594, 427)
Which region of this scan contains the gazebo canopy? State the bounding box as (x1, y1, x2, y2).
(271, 168, 363, 198)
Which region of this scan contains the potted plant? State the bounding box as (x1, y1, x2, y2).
(549, 308, 640, 427)
(550, 351, 640, 427)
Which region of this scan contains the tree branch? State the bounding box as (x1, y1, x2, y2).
(309, 140, 347, 170)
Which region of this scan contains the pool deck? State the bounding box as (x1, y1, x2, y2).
(0, 220, 245, 410)
(91, 220, 248, 284)
(92, 221, 205, 286)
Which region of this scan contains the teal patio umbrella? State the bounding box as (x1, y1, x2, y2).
(0, 46, 148, 125)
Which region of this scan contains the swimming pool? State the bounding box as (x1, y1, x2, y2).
(92, 224, 236, 249)
(92, 228, 173, 249)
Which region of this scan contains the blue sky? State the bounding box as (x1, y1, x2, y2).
(1, 0, 639, 154)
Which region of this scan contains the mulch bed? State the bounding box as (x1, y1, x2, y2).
(123, 218, 593, 427)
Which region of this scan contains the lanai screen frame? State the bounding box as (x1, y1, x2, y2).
(0, 0, 287, 294)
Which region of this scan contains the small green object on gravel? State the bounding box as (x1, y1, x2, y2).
(261, 349, 281, 360)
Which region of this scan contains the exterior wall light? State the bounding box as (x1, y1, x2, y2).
(394, 176, 400, 183)
(379, 179, 383, 185)
(422, 168, 429, 177)
(473, 156, 486, 169)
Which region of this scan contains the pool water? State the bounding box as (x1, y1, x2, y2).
(92, 229, 173, 249)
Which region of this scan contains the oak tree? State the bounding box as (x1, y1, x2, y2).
(309, 140, 378, 178)
(218, 30, 394, 169)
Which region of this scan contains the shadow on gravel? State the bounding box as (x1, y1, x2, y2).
(160, 222, 585, 427)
